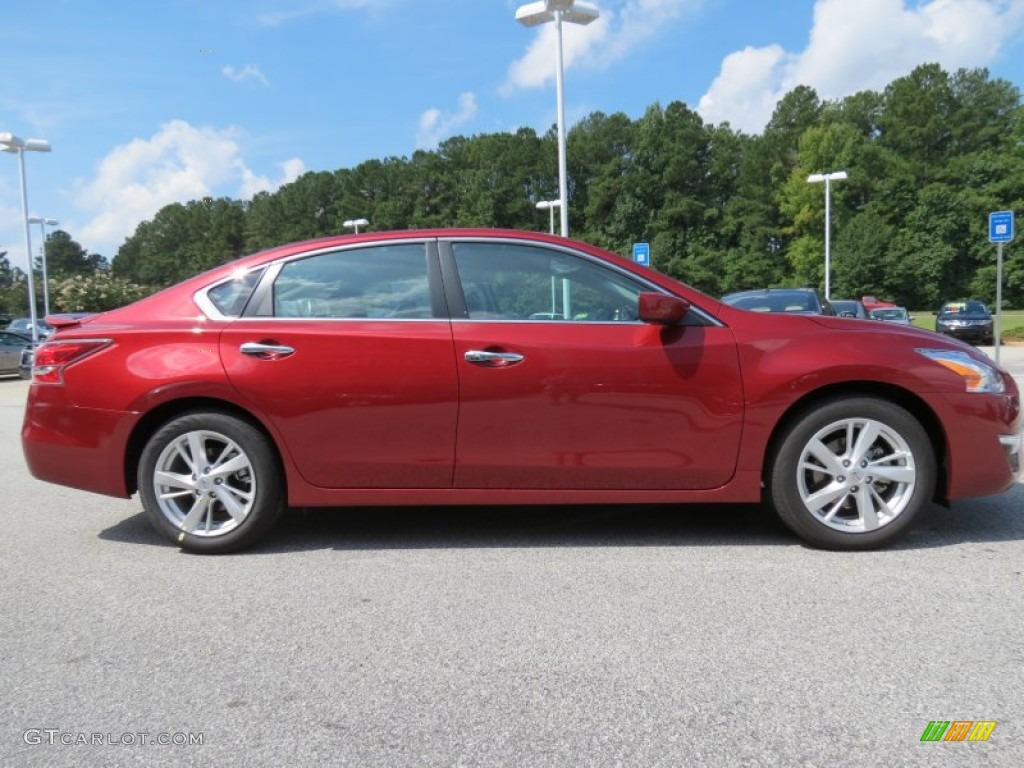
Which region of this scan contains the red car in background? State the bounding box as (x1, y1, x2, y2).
(21, 230, 1022, 553)
(861, 295, 898, 312)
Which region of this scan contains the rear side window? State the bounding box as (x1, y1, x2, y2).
(273, 244, 431, 319)
(206, 268, 265, 317)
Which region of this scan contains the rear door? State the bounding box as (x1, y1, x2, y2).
(441, 238, 744, 490)
(219, 239, 459, 489)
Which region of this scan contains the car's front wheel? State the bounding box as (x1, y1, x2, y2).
(768, 397, 936, 550)
(138, 412, 285, 553)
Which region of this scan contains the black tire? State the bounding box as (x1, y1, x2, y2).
(138, 412, 285, 553)
(768, 397, 936, 550)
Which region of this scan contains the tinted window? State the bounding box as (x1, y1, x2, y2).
(871, 308, 907, 321)
(207, 268, 265, 317)
(452, 242, 644, 322)
(726, 291, 816, 313)
(940, 301, 989, 315)
(273, 244, 430, 319)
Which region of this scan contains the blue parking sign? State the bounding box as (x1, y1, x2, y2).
(632, 242, 650, 266)
(989, 211, 1014, 243)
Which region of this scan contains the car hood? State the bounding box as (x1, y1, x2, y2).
(808, 315, 937, 340)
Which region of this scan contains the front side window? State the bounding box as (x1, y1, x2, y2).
(452, 242, 644, 322)
(273, 244, 431, 319)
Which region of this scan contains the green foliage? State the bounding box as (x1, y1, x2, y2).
(106, 63, 1023, 308)
(41, 230, 107, 276)
(113, 199, 246, 285)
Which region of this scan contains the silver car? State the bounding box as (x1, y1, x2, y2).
(0, 330, 32, 376)
(869, 307, 913, 325)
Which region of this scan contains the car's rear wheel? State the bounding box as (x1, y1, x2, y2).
(768, 397, 936, 550)
(138, 412, 284, 553)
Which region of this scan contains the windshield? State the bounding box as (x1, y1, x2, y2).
(871, 308, 907, 320)
(939, 301, 988, 315)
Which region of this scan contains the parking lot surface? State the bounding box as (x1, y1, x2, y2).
(1, 356, 1023, 766)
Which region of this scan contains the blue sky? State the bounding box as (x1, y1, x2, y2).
(2, 0, 1023, 272)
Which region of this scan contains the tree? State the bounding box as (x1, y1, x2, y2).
(105, 64, 1024, 309)
(41, 230, 107, 276)
(51, 272, 153, 312)
(115, 199, 246, 286)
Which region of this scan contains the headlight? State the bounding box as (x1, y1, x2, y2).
(916, 349, 1005, 393)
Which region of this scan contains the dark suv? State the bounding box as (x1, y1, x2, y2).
(720, 288, 836, 315)
(935, 300, 993, 345)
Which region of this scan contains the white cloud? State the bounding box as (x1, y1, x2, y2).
(72, 120, 304, 255)
(239, 157, 307, 198)
(416, 92, 479, 149)
(698, 0, 1024, 133)
(222, 64, 270, 87)
(697, 46, 790, 136)
(504, 0, 700, 92)
(504, 15, 612, 91)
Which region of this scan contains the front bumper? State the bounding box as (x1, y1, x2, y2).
(1000, 432, 1022, 476)
(937, 325, 994, 343)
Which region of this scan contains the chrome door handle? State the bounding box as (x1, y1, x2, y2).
(240, 341, 295, 360)
(464, 350, 525, 367)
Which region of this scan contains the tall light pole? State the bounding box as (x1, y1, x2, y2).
(343, 217, 369, 234)
(1, 132, 52, 344)
(28, 216, 58, 317)
(807, 170, 848, 300)
(516, 0, 599, 238)
(535, 199, 561, 234)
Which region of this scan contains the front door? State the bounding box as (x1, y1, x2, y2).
(444, 239, 744, 490)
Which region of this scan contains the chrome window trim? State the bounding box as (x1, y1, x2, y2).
(194, 235, 724, 327)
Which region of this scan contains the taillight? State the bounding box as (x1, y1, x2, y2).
(33, 339, 112, 384)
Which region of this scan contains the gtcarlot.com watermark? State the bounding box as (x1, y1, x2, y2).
(23, 729, 204, 747)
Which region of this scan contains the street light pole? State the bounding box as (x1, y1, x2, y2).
(28, 216, 58, 317)
(807, 170, 848, 300)
(536, 199, 562, 234)
(516, 0, 599, 239)
(1, 132, 52, 344)
(343, 218, 369, 234)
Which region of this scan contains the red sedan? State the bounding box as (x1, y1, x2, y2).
(21, 230, 1022, 553)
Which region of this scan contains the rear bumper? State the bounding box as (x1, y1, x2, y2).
(21, 384, 136, 498)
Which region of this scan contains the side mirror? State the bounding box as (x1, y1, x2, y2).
(839, 311, 856, 318)
(638, 292, 689, 325)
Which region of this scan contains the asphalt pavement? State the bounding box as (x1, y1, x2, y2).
(1, 355, 1023, 767)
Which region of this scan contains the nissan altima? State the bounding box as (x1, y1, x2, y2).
(21, 230, 1022, 553)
